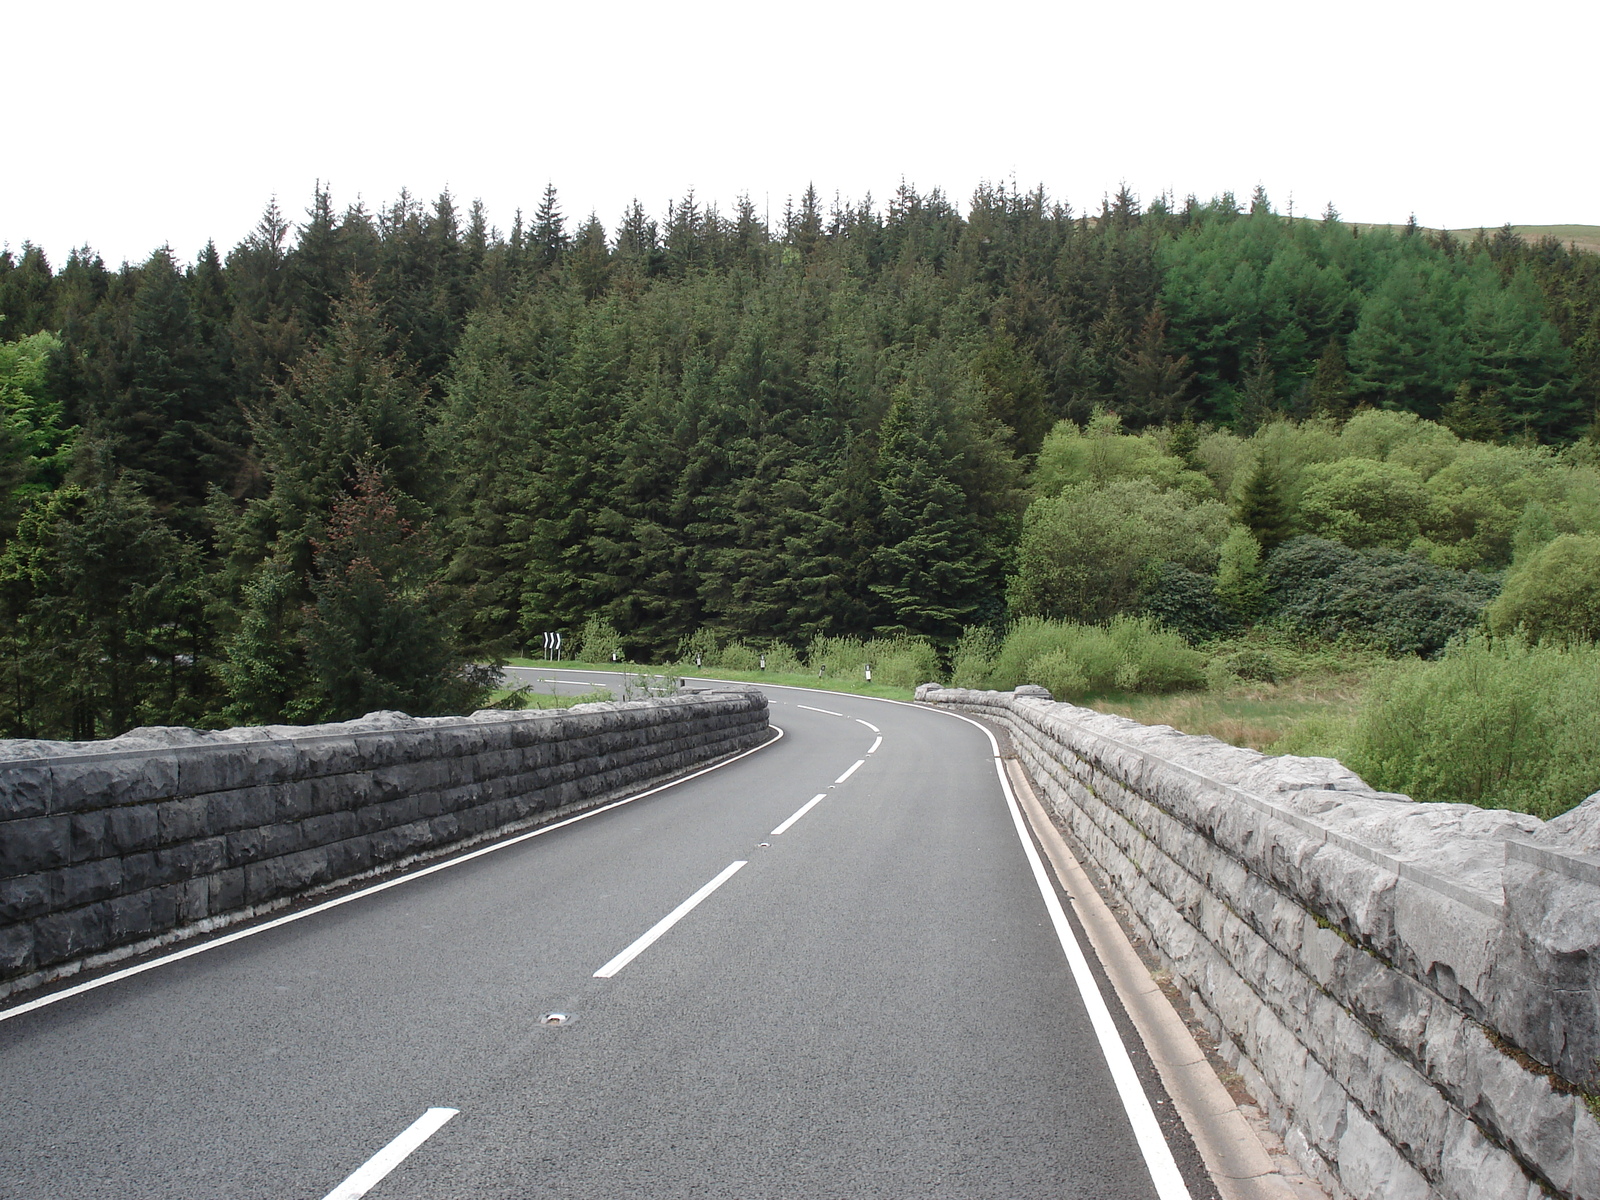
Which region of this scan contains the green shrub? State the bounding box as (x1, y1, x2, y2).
(1008, 478, 1232, 623)
(1265, 536, 1499, 656)
(1298, 458, 1432, 549)
(1484, 534, 1600, 644)
(805, 634, 939, 687)
(716, 641, 761, 670)
(1337, 636, 1600, 819)
(950, 626, 1000, 688)
(575, 615, 623, 663)
(990, 616, 1204, 700)
(1138, 561, 1234, 642)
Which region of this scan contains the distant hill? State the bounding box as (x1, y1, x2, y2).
(1353, 222, 1600, 255)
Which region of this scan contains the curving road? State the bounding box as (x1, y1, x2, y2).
(0, 670, 1213, 1199)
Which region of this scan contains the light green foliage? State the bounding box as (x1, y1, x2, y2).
(0, 330, 73, 527)
(805, 634, 940, 688)
(1231, 418, 1343, 508)
(1009, 478, 1232, 622)
(950, 625, 1000, 688)
(1337, 409, 1462, 480)
(576, 615, 624, 663)
(1336, 638, 1600, 819)
(988, 616, 1205, 699)
(1215, 526, 1267, 619)
(1485, 534, 1600, 644)
(1192, 427, 1248, 495)
(1030, 411, 1214, 500)
(1298, 458, 1432, 548)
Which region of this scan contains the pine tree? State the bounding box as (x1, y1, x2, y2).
(246, 283, 434, 579)
(1307, 336, 1350, 419)
(532, 183, 569, 272)
(1236, 456, 1291, 550)
(1115, 306, 1192, 427)
(1236, 339, 1279, 433)
(870, 389, 1000, 644)
(301, 463, 494, 720)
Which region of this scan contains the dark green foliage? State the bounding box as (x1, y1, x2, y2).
(7, 181, 1600, 739)
(300, 465, 495, 721)
(1138, 561, 1234, 641)
(1236, 455, 1292, 550)
(1264, 536, 1500, 656)
(0, 482, 209, 738)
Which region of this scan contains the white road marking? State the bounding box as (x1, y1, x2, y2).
(834, 759, 865, 784)
(796, 704, 843, 716)
(320, 1107, 458, 1200)
(939, 715, 1192, 1200)
(593, 860, 748, 978)
(0, 728, 785, 1024)
(771, 794, 829, 836)
(867, 736, 882, 754)
(855, 719, 880, 732)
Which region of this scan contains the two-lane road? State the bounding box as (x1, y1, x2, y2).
(0, 673, 1212, 1199)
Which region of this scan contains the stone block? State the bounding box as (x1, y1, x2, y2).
(107, 804, 161, 854)
(0, 762, 50, 818)
(211, 867, 246, 913)
(0, 921, 34, 974)
(48, 859, 123, 909)
(0, 873, 48, 923)
(155, 796, 210, 845)
(56, 750, 182, 811)
(243, 846, 334, 905)
(107, 890, 155, 940)
(33, 901, 112, 966)
(205, 786, 278, 834)
(0, 815, 71, 876)
(69, 809, 113, 862)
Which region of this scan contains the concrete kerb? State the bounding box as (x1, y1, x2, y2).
(1004, 755, 1328, 1200)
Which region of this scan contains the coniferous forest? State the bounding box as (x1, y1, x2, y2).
(4, 182, 1600, 811)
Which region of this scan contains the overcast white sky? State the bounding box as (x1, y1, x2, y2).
(7, 0, 1594, 268)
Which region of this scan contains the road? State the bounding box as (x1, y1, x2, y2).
(0, 669, 1212, 1199)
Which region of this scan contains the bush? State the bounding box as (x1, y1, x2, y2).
(989, 616, 1205, 700)
(1298, 457, 1432, 549)
(1265, 536, 1500, 656)
(950, 626, 1000, 688)
(1008, 478, 1232, 623)
(805, 634, 940, 688)
(1138, 561, 1234, 642)
(574, 615, 624, 663)
(1484, 534, 1600, 644)
(1338, 637, 1600, 819)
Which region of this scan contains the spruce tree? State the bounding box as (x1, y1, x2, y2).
(1236, 456, 1291, 551)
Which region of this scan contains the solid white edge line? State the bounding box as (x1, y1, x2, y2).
(320, 1107, 459, 1200)
(941, 718, 1192, 1200)
(1, 726, 786, 1025)
(796, 704, 844, 716)
(867, 735, 882, 754)
(771, 793, 829, 837)
(854, 719, 880, 733)
(593, 860, 747, 978)
(834, 759, 865, 784)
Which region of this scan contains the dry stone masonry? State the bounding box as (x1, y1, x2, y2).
(919, 684, 1600, 1200)
(0, 690, 769, 1000)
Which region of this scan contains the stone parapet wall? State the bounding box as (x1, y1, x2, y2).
(0, 691, 769, 997)
(918, 685, 1600, 1200)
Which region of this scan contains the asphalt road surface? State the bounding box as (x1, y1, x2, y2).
(0, 670, 1210, 1199)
